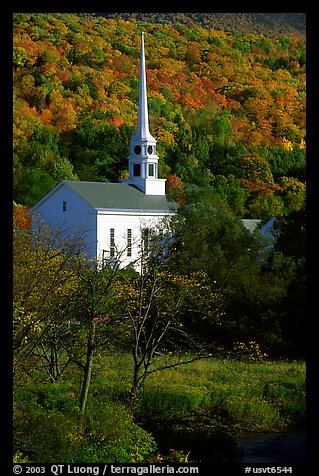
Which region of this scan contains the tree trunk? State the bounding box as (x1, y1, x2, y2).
(79, 323, 96, 414)
(129, 355, 141, 403)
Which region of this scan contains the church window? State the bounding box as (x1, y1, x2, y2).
(147, 145, 153, 154)
(127, 229, 132, 257)
(134, 145, 141, 155)
(102, 249, 108, 268)
(110, 228, 115, 258)
(62, 201, 67, 212)
(133, 164, 141, 177)
(148, 163, 154, 177)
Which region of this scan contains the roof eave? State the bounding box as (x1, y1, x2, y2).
(95, 208, 176, 214)
(30, 181, 97, 213)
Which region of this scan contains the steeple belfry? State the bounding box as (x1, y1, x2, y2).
(121, 32, 166, 196)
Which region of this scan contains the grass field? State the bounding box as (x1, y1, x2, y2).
(102, 353, 306, 433)
(14, 353, 306, 463)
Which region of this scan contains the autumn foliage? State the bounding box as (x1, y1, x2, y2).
(166, 175, 184, 204)
(13, 202, 32, 231)
(13, 13, 305, 219)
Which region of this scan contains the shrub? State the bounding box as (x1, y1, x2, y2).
(13, 383, 156, 463)
(77, 401, 157, 463)
(231, 340, 269, 363)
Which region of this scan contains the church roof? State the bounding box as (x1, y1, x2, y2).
(64, 180, 175, 212)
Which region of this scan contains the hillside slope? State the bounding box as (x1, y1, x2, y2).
(13, 13, 306, 219)
(82, 12, 306, 38)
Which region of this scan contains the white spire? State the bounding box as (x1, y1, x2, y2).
(121, 31, 166, 195)
(132, 32, 156, 142)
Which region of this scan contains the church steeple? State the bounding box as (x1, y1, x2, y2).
(132, 32, 155, 143)
(121, 32, 166, 196)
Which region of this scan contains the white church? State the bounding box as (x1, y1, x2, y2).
(31, 33, 176, 269)
(31, 32, 273, 269)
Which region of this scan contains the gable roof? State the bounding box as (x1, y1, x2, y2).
(242, 219, 261, 233)
(64, 181, 175, 212)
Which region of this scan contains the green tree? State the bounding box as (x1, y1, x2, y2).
(212, 174, 248, 216)
(70, 119, 133, 182)
(237, 152, 274, 185)
(169, 185, 257, 287)
(167, 185, 294, 351)
(272, 208, 306, 357)
(16, 167, 56, 206)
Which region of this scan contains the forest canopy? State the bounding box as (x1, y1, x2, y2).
(13, 13, 306, 220)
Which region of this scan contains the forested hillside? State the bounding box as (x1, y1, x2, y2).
(87, 13, 306, 39)
(13, 13, 306, 220)
(13, 16, 307, 463)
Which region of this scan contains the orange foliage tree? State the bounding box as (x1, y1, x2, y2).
(166, 175, 184, 204)
(13, 202, 32, 231)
